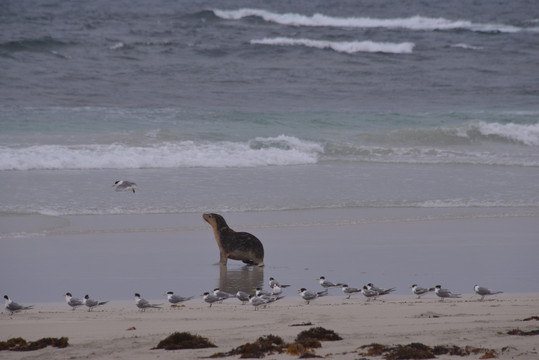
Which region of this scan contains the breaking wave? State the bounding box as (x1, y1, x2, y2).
(0, 135, 322, 171)
(213, 8, 534, 33)
(251, 37, 414, 54)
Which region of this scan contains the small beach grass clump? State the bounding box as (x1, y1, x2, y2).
(0, 337, 69, 351)
(152, 332, 216, 350)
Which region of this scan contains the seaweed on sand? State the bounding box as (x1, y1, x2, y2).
(152, 332, 217, 350)
(211, 327, 342, 358)
(384, 343, 435, 360)
(507, 328, 539, 336)
(360, 343, 498, 359)
(295, 327, 343, 344)
(0, 337, 69, 351)
(210, 334, 286, 358)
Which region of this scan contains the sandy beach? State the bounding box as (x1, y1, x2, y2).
(1, 293, 538, 359)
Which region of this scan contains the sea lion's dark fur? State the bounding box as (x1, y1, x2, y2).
(203, 213, 264, 267)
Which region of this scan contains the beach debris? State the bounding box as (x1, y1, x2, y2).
(210, 334, 286, 358)
(152, 332, 216, 350)
(413, 311, 445, 319)
(506, 328, 539, 336)
(359, 343, 387, 357)
(290, 321, 314, 327)
(210, 327, 341, 358)
(359, 343, 498, 359)
(126, 326, 136, 331)
(0, 337, 69, 351)
(522, 316, 539, 321)
(295, 327, 343, 344)
(386, 342, 434, 359)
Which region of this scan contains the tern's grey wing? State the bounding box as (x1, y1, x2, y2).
(138, 298, 150, 308)
(475, 286, 491, 295)
(316, 289, 329, 297)
(379, 287, 396, 295)
(173, 295, 193, 303)
(437, 289, 451, 297)
(415, 287, 429, 294)
(85, 299, 98, 307)
(7, 302, 23, 311)
(236, 291, 250, 302)
(302, 291, 317, 300)
(70, 298, 83, 306)
(205, 295, 221, 303)
(364, 289, 378, 297)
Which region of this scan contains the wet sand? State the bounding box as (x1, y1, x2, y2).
(1, 208, 538, 303)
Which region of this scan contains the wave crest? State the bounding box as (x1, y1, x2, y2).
(473, 121, 539, 146)
(251, 37, 414, 54)
(0, 135, 322, 171)
(213, 8, 530, 33)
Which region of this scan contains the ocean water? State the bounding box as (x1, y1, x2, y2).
(1, 0, 539, 302)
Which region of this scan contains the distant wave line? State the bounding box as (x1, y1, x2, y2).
(0, 135, 322, 171)
(251, 37, 414, 54)
(213, 8, 531, 33)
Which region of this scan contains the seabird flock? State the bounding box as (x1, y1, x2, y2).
(4, 278, 503, 315)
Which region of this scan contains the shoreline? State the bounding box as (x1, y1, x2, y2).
(1, 294, 538, 359)
(1, 207, 539, 302)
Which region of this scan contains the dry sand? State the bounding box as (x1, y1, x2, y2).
(1, 293, 538, 360)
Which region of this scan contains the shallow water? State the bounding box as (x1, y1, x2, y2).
(1, 209, 537, 303)
(1, 0, 538, 304)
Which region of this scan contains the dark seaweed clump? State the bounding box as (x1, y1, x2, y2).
(152, 332, 217, 350)
(385, 343, 434, 360)
(296, 327, 343, 343)
(360, 343, 497, 359)
(211, 327, 342, 358)
(0, 337, 69, 351)
(210, 334, 286, 358)
(507, 328, 539, 336)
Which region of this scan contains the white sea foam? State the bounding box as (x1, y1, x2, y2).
(0, 135, 322, 171)
(251, 37, 414, 54)
(214, 8, 527, 33)
(474, 121, 539, 146)
(109, 42, 124, 50)
(451, 43, 483, 50)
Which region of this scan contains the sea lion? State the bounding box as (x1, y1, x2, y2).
(203, 213, 264, 267)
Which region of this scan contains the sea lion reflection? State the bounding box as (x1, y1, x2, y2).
(218, 264, 264, 295)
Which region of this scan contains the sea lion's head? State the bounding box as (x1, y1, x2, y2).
(203, 213, 229, 231)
